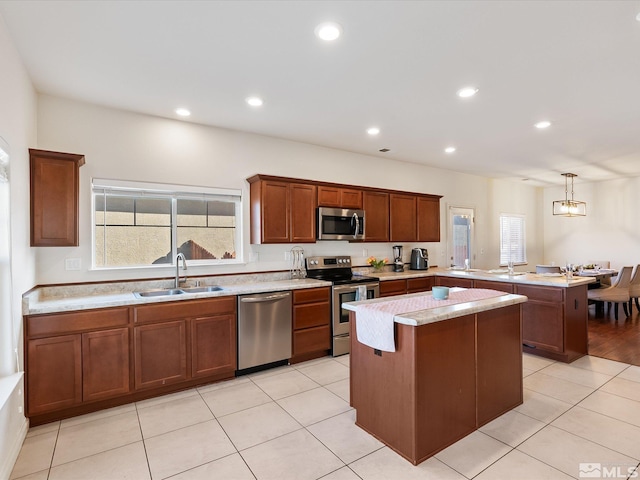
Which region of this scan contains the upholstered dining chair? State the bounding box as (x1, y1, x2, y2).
(628, 265, 640, 314)
(536, 265, 562, 274)
(588, 265, 633, 320)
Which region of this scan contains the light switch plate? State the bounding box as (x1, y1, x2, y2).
(65, 258, 81, 270)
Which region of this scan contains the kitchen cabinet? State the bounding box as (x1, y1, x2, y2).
(417, 196, 440, 242)
(134, 321, 187, 389)
(190, 314, 236, 378)
(435, 276, 474, 288)
(406, 277, 434, 294)
(29, 148, 85, 247)
(390, 194, 417, 242)
(248, 176, 316, 244)
(318, 186, 363, 209)
(291, 287, 331, 363)
(82, 328, 130, 402)
(363, 191, 389, 242)
(473, 280, 514, 293)
(379, 279, 408, 297)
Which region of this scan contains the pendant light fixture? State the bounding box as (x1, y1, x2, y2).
(553, 173, 586, 217)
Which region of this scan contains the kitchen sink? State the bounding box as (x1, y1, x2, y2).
(181, 286, 223, 293)
(134, 288, 185, 298)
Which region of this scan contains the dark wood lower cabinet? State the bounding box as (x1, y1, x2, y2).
(82, 328, 130, 402)
(435, 276, 474, 288)
(134, 321, 187, 390)
(190, 315, 236, 378)
(291, 287, 331, 363)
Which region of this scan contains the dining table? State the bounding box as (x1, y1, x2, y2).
(577, 268, 618, 288)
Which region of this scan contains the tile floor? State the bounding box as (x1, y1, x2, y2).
(10, 353, 640, 480)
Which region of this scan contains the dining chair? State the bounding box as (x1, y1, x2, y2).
(536, 265, 562, 274)
(628, 265, 640, 314)
(587, 265, 633, 320)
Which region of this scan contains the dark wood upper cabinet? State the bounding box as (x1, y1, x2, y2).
(290, 183, 316, 243)
(318, 186, 363, 209)
(362, 191, 389, 242)
(417, 196, 441, 242)
(390, 193, 417, 242)
(30, 149, 85, 247)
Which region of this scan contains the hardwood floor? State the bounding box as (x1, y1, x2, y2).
(587, 301, 640, 366)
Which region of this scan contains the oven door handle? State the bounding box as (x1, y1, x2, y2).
(333, 283, 376, 293)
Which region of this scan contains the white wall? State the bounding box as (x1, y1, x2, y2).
(543, 177, 640, 269)
(35, 95, 544, 284)
(0, 12, 36, 480)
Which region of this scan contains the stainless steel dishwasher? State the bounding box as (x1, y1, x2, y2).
(237, 291, 292, 372)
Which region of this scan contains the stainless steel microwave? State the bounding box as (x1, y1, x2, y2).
(317, 207, 365, 241)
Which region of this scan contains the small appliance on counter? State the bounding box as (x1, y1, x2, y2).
(410, 248, 429, 270)
(392, 245, 404, 272)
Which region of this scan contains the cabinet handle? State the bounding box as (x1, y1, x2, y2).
(240, 293, 290, 303)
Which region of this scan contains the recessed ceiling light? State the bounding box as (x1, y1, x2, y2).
(444, 146, 456, 154)
(457, 87, 478, 98)
(246, 97, 264, 107)
(535, 120, 551, 129)
(175, 108, 191, 117)
(367, 127, 380, 136)
(315, 22, 342, 41)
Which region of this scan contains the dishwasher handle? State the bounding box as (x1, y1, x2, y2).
(240, 292, 290, 303)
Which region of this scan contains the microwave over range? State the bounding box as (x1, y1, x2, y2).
(317, 207, 365, 241)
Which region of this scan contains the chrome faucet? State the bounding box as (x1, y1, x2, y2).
(175, 253, 187, 288)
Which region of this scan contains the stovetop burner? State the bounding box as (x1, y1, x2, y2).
(305, 255, 379, 285)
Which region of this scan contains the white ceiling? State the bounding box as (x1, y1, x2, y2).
(1, 0, 639, 186)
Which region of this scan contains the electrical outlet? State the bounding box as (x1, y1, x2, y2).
(480, 248, 484, 255)
(65, 258, 81, 270)
(362, 248, 368, 257)
(284, 251, 291, 261)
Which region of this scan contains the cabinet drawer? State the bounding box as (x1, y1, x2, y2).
(516, 285, 563, 303)
(436, 276, 474, 288)
(407, 277, 433, 293)
(294, 302, 330, 330)
(293, 325, 330, 356)
(293, 287, 330, 305)
(134, 296, 236, 323)
(379, 280, 407, 297)
(27, 307, 129, 337)
(474, 280, 514, 293)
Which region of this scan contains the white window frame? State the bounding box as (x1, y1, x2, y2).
(499, 213, 527, 266)
(91, 178, 243, 270)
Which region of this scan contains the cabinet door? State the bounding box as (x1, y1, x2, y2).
(406, 277, 434, 294)
(27, 335, 82, 415)
(317, 186, 341, 207)
(417, 196, 440, 242)
(517, 285, 564, 353)
(134, 321, 187, 389)
(82, 328, 130, 402)
(260, 181, 290, 243)
(190, 315, 236, 378)
(290, 183, 316, 243)
(379, 279, 407, 297)
(30, 150, 84, 246)
(363, 191, 389, 242)
(293, 325, 330, 356)
(390, 194, 417, 241)
(341, 188, 363, 209)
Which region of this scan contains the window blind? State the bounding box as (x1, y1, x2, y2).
(499, 214, 526, 265)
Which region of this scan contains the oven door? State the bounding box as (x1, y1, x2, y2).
(332, 283, 379, 336)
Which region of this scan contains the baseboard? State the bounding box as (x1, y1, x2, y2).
(0, 416, 28, 480)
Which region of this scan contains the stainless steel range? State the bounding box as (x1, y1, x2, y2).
(305, 256, 379, 356)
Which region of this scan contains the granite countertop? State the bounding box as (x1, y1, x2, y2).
(343, 288, 528, 327)
(23, 274, 331, 315)
(366, 266, 596, 288)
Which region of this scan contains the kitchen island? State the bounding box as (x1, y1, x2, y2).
(344, 288, 527, 465)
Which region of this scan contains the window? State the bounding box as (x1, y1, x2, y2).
(93, 179, 242, 268)
(499, 214, 526, 266)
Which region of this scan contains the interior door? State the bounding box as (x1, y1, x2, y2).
(447, 206, 475, 268)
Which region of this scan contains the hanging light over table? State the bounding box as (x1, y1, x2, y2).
(553, 173, 586, 217)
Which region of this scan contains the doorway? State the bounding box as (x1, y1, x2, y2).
(447, 206, 475, 268)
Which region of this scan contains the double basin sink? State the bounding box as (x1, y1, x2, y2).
(134, 285, 223, 299)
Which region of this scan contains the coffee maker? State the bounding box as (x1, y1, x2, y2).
(392, 245, 404, 272)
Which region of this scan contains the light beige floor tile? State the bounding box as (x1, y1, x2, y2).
(320, 466, 361, 480)
(251, 369, 320, 400)
(60, 403, 136, 428)
(551, 406, 640, 459)
(479, 410, 546, 447)
(474, 449, 573, 480)
(325, 378, 350, 402)
(515, 389, 573, 423)
(570, 355, 629, 376)
(52, 410, 142, 466)
(350, 447, 466, 480)
(538, 363, 612, 389)
(26, 422, 59, 438)
(48, 441, 150, 480)
(578, 390, 640, 427)
(618, 365, 640, 383)
(196, 375, 250, 394)
(218, 401, 301, 450)
(292, 356, 333, 370)
(523, 368, 535, 377)
(10, 430, 57, 480)
(522, 354, 556, 372)
(335, 354, 350, 367)
(240, 429, 344, 480)
(307, 410, 383, 464)
(246, 364, 295, 380)
(200, 381, 271, 417)
(145, 420, 236, 479)
(435, 430, 511, 478)
(138, 394, 214, 438)
(297, 360, 350, 385)
(136, 388, 198, 410)
(600, 376, 640, 402)
(518, 425, 637, 478)
(277, 387, 351, 426)
(523, 372, 594, 404)
(169, 453, 255, 480)
(11, 470, 49, 480)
